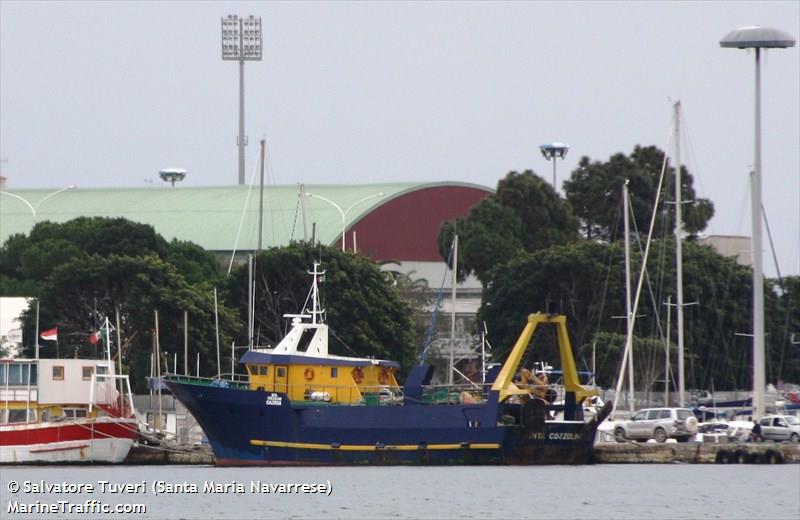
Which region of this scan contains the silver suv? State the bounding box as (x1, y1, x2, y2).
(614, 407, 698, 443)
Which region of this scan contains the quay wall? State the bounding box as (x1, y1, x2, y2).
(594, 442, 800, 464)
(125, 443, 800, 465)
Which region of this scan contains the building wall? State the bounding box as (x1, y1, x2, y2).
(697, 235, 752, 267)
(351, 185, 491, 261)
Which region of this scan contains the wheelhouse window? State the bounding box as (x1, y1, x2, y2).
(63, 408, 88, 419)
(3, 408, 37, 424)
(0, 363, 36, 386)
(276, 367, 286, 378)
(82, 366, 94, 381)
(96, 365, 108, 382)
(52, 366, 64, 381)
(258, 365, 268, 376)
(331, 367, 338, 378)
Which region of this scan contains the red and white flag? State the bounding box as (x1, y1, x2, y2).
(40, 327, 58, 341)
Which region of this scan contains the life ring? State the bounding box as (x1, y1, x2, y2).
(304, 368, 314, 381)
(378, 368, 390, 385)
(352, 367, 364, 384)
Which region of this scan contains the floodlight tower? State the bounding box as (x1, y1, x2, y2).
(159, 168, 187, 187)
(539, 142, 569, 190)
(221, 15, 262, 185)
(720, 26, 795, 420)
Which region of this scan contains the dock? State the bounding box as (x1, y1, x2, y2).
(124, 444, 214, 465)
(124, 442, 799, 465)
(594, 442, 800, 464)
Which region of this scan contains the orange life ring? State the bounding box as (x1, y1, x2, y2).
(378, 368, 390, 385)
(304, 368, 314, 381)
(352, 367, 364, 384)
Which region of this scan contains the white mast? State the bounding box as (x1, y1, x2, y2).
(623, 180, 634, 412)
(673, 100, 686, 408)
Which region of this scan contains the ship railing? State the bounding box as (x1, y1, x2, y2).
(161, 373, 250, 390)
(419, 382, 495, 405)
(285, 383, 405, 406)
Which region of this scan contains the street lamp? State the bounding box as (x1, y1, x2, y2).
(221, 14, 262, 186)
(0, 185, 77, 223)
(720, 25, 795, 421)
(304, 192, 385, 251)
(539, 142, 569, 190)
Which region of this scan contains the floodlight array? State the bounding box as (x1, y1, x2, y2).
(221, 15, 262, 61)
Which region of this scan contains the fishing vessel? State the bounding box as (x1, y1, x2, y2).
(0, 356, 138, 463)
(164, 263, 612, 466)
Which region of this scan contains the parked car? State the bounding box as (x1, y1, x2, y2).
(756, 415, 800, 442)
(614, 407, 698, 443)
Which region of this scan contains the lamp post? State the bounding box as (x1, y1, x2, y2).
(539, 142, 569, 190)
(305, 192, 385, 251)
(720, 26, 795, 421)
(221, 15, 262, 185)
(0, 185, 76, 223)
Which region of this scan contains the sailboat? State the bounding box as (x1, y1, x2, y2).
(608, 101, 699, 425)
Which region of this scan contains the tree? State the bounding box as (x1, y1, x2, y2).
(3, 217, 238, 392)
(227, 242, 418, 370)
(563, 145, 714, 241)
(478, 237, 789, 391)
(438, 170, 579, 285)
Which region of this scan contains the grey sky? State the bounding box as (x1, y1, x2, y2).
(1, 1, 798, 276)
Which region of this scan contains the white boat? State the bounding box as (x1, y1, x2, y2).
(0, 357, 138, 463)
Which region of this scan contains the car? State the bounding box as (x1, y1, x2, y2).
(614, 407, 698, 443)
(756, 415, 800, 442)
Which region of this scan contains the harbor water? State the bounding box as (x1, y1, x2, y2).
(1, 464, 798, 519)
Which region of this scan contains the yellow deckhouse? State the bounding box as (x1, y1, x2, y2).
(241, 263, 400, 405)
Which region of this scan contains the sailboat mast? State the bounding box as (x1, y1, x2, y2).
(623, 181, 634, 411)
(673, 100, 686, 408)
(448, 234, 458, 387)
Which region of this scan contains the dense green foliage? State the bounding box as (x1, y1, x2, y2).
(1, 219, 420, 390)
(563, 145, 714, 240)
(1, 218, 238, 392)
(437, 170, 579, 284)
(438, 146, 795, 392)
(478, 233, 796, 391)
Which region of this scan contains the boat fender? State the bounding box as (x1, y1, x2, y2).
(734, 449, 748, 464)
(715, 450, 732, 464)
(764, 449, 783, 465)
(304, 368, 314, 381)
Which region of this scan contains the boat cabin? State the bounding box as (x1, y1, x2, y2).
(0, 358, 129, 425)
(242, 314, 400, 405)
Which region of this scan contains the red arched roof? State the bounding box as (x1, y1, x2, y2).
(349, 184, 492, 261)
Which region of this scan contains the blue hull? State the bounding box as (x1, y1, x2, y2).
(166, 381, 602, 466)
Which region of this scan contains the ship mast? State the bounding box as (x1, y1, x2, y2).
(673, 100, 686, 408)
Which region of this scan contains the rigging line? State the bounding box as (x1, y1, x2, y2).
(290, 196, 301, 242)
(762, 203, 791, 381)
(227, 152, 262, 275)
(592, 188, 623, 382)
(328, 328, 361, 357)
(612, 148, 670, 414)
(679, 108, 710, 208)
(629, 195, 668, 382)
(419, 238, 455, 365)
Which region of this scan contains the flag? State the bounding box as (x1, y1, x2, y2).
(89, 329, 109, 345)
(40, 327, 58, 341)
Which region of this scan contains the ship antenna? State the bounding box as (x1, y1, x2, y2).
(308, 262, 326, 325)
